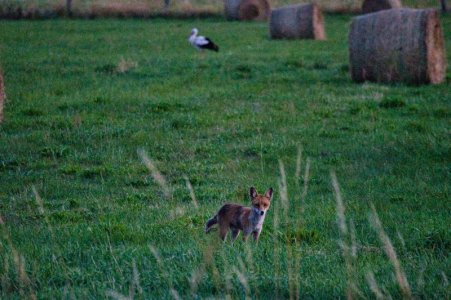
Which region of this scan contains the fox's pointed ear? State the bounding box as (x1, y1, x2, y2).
(265, 188, 273, 200)
(250, 187, 257, 199)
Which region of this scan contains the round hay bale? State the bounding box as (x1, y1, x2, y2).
(239, 0, 270, 21)
(349, 8, 446, 85)
(224, 0, 269, 20)
(269, 3, 326, 40)
(224, 0, 242, 20)
(362, 0, 402, 14)
(0, 70, 4, 123)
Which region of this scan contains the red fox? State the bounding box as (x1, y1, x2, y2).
(205, 187, 273, 242)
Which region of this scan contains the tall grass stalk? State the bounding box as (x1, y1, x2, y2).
(397, 230, 406, 249)
(220, 250, 233, 300)
(190, 244, 222, 297)
(294, 155, 310, 300)
(294, 146, 311, 212)
(441, 272, 449, 296)
(278, 160, 298, 299)
(131, 260, 143, 296)
(416, 264, 426, 294)
(106, 290, 131, 300)
(1, 251, 9, 295)
(170, 288, 182, 300)
(106, 261, 142, 300)
(183, 175, 199, 209)
(0, 215, 37, 300)
(331, 171, 359, 300)
(331, 172, 348, 236)
(138, 149, 171, 200)
(278, 160, 289, 214)
(189, 262, 206, 297)
(185, 177, 222, 298)
(300, 158, 311, 214)
(365, 271, 385, 300)
(185, 178, 224, 298)
(258, 128, 264, 173)
(369, 203, 412, 299)
(32, 186, 71, 286)
(272, 196, 281, 299)
(149, 244, 181, 299)
(244, 242, 258, 299)
(349, 219, 357, 258)
(233, 266, 251, 300)
(106, 233, 124, 281)
(295, 146, 303, 181)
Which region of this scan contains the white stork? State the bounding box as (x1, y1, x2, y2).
(188, 28, 219, 52)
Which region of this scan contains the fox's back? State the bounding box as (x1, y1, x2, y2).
(217, 203, 251, 229)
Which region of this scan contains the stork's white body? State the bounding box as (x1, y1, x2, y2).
(189, 28, 219, 52)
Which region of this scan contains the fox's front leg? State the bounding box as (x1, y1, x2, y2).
(252, 229, 261, 242)
(219, 224, 229, 241)
(242, 232, 250, 242)
(231, 229, 240, 242)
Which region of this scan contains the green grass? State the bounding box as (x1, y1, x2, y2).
(0, 14, 450, 298)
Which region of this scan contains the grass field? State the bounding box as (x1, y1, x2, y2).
(0, 14, 450, 299)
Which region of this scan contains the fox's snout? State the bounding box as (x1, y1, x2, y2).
(252, 206, 266, 216)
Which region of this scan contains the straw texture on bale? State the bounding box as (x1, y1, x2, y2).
(362, 0, 402, 14)
(224, 0, 269, 20)
(0, 70, 4, 123)
(269, 4, 326, 40)
(239, 0, 270, 20)
(349, 8, 446, 85)
(224, 0, 241, 20)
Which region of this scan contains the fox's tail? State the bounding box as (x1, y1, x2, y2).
(205, 214, 218, 233)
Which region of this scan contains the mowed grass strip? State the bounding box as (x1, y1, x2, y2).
(0, 15, 450, 298)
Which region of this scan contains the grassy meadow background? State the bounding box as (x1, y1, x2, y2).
(0, 11, 450, 299)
